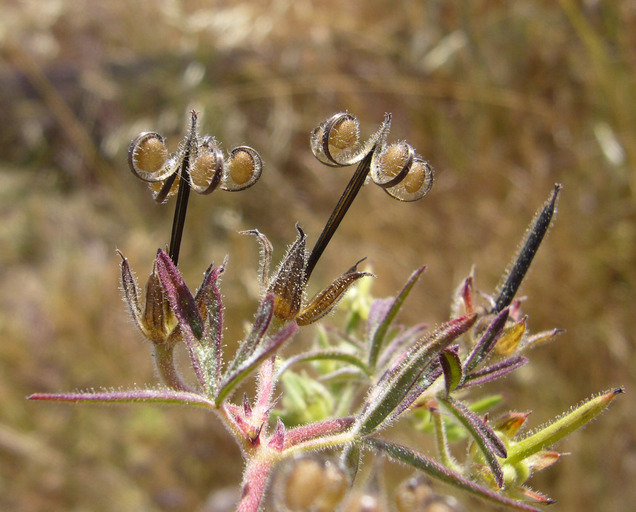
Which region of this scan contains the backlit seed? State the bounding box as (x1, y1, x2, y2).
(380, 143, 409, 178)
(403, 161, 426, 194)
(228, 150, 254, 186)
(328, 117, 359, 153)
(191, 152, 218, 189)
(134, 137, 168, 175)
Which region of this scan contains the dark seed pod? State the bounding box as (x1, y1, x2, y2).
(222, 146, 263, 191)
(127, 132, 174, 182)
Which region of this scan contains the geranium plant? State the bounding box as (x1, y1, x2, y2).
(30, 110, 622, 512)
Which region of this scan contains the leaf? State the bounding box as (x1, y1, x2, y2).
(367, 266, 426, 370)
(357, 314, 476, 436)
(461, 355, 528, 388)
(364, 438, 542, 512)
(439, 395, 506, 487)
(463, 308, 509, 372)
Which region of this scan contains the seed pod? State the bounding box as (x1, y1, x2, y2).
(128, 132, 174, 182)
(311, 112, 391, 167)
(189, 146, 224, 194)
(371, 141, 414, 188)
(222, 146, 263, 191)
(383, 157, 434, 202)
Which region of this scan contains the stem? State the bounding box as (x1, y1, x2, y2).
(432, 407, 460, 472)
(154, 343, 192, 392)
(168, 112, 198, 265)
(305, 148, 374, 280)
(237, 455, 275, 512)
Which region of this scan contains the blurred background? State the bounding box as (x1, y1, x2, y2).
(0, 1, 634, 511)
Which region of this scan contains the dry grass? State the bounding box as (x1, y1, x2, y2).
(0, 1, 634, 510)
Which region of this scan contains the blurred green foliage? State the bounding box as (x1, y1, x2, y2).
(0, 1, 633, 511)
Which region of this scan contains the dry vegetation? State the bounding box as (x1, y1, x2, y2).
(0, 1, 634, 511)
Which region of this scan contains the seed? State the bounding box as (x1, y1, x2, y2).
(403, 161, 426, 193)
(228, 150, 254, 186)
(191, 152, 218, 188)
(328, 117, 359, 153)
(134, 137, 167, 175)
(380, 143, 408, 179)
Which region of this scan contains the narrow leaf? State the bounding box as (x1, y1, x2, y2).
(464, 308, 509, 372)
(367, 266, 426, 370)
(461, 355, 528, 388)
(358, 314, 476, 436)
(28, 389, 215, 408)
(439, 395, 506, 487)
(364, 438, 541, 512)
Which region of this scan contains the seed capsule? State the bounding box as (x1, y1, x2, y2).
(328, 115, 360, 156)
(189, 146, 223, 194)
(128, 132, 173, 182)
(222, 146, 263, 191)
(384, 157, 434, 202)
(372, 141, 413, 188)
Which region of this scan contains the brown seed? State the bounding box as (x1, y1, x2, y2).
(191, 152, 218, 188)
(328, 117, 359, 153)
(403, 161, 426, 194)
(380, 143, 408, 179)
(228, 150, 254, 186)
(134, 137, 168, 175)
